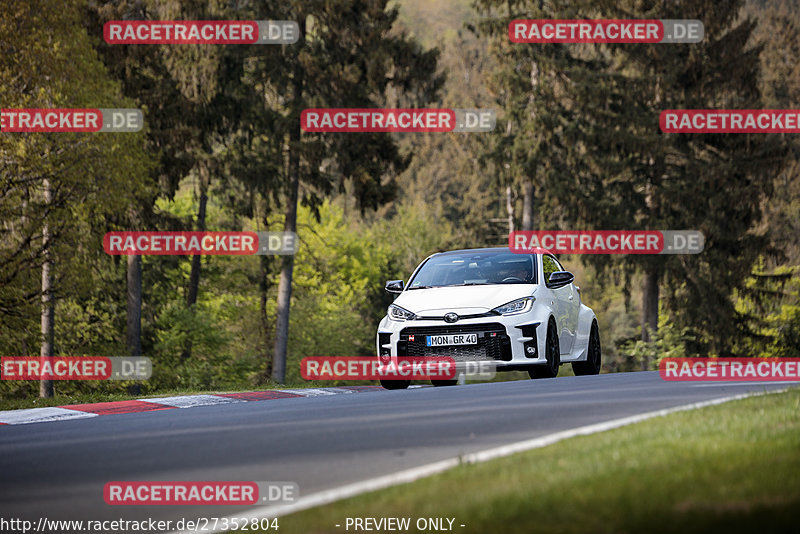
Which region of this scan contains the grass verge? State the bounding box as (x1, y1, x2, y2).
(276, 388, 800, 534)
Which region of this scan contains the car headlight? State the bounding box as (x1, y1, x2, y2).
(388, 304, 416, 321)
(492, 297, 534, 316)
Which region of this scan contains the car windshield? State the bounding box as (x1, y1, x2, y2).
(407, 251, 536, 289)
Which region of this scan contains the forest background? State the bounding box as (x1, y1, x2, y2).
(1, 0, 798, 402)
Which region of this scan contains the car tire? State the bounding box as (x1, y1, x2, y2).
(528, 320, 560, 379)
(380, 380, 410, 390)
(572, 321, 601, 376)
(431, 379, 458, 387)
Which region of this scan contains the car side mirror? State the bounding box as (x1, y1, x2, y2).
(385, 280, 405, 294)
(548, 271, 574, 289)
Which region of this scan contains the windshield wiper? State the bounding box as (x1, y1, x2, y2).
(409, 283, 488, 289)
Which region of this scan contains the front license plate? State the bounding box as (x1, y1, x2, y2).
(426, 333, 478, 347)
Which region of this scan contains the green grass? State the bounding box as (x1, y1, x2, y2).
(275, 388, 800, 534)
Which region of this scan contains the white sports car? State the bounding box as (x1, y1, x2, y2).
(376, 247, 601, 389)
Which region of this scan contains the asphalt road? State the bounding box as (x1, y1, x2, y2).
(0, 372, 794, 528)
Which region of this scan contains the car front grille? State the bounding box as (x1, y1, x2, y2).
(398, 323, 512, 362)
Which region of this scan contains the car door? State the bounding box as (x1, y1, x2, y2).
(543, 255, 577, 354)
(552, 256, 579, 352)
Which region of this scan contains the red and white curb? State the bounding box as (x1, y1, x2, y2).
(0, 386, 381, 426)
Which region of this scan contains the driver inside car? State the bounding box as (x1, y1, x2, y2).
(496, 262, 531, 283)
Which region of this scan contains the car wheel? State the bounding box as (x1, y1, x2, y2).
(572, 321, 601, 376)
(528, 320, 560, 379)
(380, 380, 410, 390)
(431, 379, 458, 387)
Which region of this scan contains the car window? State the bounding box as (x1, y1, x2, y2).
(408, 251, 536, 288)
(542, 255, 559, 284)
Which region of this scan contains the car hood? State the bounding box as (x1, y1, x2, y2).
(394, 285, 537, 315)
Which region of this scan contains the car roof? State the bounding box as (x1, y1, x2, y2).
(433, 247, 540, 256)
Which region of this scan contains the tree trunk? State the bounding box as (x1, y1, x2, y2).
(272, 16, 305, 384)
(183, 166, 209, 360)
(39, 178, 54, 398)
(272, 151, 299, 384)
(641, 267, 659, 370)
(260, 253, 273, 379)
(126, 254, 142, 395)
(521, 179, 534, 231)
(186, 170, 208, 308)
(505, 185, 515, 235)
(641, 268, 659, 342)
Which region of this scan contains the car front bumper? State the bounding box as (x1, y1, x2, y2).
(376, 312, 549, 369)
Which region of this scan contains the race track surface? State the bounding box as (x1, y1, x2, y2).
(0, 372, 794, 525)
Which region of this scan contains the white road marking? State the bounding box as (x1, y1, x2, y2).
(280, 388, 349, 397)
(169, 389, 785, 534)
(691, 381, 800, 387)
(139, 395, 244, 408)
(0, 407, 98, 425)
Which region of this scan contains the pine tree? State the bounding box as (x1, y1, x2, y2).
(240, 0, 443, 383)
(561, 0, 788, 355)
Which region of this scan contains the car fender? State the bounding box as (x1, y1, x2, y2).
(568, 304, 597, 362)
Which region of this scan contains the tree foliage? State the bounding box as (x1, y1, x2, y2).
(1, 0, 799, 402)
